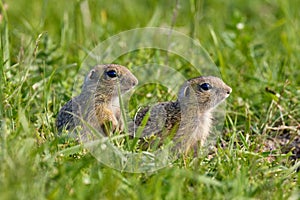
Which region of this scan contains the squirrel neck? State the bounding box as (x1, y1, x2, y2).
(174, 98, 213, 153)
(178, 95, 213, 115)
(78, 88, 114, 107)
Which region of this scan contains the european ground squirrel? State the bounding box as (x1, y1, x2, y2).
(131, 76, 232, 154)
(56, 64, 138, 136)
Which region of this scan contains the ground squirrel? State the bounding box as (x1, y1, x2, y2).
(56, 64, 138, 137)
(131, 76, 232, 154)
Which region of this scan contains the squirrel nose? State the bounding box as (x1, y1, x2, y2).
(227, 87, 232, 94)
(132, 77, 138, 86)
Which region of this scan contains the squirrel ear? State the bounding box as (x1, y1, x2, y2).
(178, 82, 191, 99)
(88, 69, 96, 80)
(183, 86, 190, 97)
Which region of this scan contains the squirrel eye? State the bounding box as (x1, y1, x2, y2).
(199, 83, 212, 91)
(106, 70, 118, 78)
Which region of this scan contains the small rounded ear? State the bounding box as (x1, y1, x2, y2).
(183, 86, 190, 97)
(179, 83, 190, 98)
(88, 69, 96, 80)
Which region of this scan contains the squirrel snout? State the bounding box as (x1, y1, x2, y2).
(132, 77, 138, 87)
(227, 87, 232, 95)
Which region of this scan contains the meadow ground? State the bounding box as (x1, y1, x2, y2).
(0, 0, 299, 199)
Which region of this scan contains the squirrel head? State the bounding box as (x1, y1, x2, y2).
(178, 76, 232, 112)
(82, 64, 138, 99)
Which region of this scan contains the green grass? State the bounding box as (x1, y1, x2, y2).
(1, 0, 300, 199)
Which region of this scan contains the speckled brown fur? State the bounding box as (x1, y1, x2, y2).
(56, 64, 138, 137)
(131, 76, 232, 154)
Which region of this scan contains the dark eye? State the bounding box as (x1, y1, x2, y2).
(106, 70, 118, 78)
(199, 83, 212, 91)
